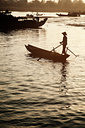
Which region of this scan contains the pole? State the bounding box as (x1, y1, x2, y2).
(51, 44, 62, 51)
(67, 47, 77, 57)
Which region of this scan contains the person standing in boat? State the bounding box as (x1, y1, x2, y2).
(60, 32, 67, 55)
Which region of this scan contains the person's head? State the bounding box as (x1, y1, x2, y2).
(62, 32, 67, 36)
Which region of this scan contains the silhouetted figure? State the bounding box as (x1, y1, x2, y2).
(35, 17, 39, 22)
(60, 32, 67, 55)
(33, 17, 39, 22)
(4, 10, 11, 15)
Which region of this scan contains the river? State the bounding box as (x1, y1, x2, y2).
(0, 12, 85, 128)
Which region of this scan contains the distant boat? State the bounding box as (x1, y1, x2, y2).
(57, 12, 80, 17)
(25, 44, 70, 62)
(26, 14, 34, 18)
(0, 10, 47, 31)
(79, 11, 85, 15)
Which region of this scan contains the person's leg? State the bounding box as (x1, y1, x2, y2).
(62, 45, 65, 54)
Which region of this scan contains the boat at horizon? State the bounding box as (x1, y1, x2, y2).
(57, 12, 80, 17)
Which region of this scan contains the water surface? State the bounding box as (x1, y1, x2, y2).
(0, 12, 85, 128)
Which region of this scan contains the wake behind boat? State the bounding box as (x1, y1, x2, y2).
(25, 44, 70, 62)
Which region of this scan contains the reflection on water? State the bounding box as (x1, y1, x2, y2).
(0, 13, 85, 128)
(61, 63, 67, 82)
(60, 63, 68, 94)
(59, 63, 70, 109)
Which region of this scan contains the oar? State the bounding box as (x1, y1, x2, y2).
(51, 44, 62, 51)
(67, 47, 77, 57)
(37, 44, 62, 61)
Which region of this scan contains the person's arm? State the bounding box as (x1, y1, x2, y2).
(60, 42, 63, 45)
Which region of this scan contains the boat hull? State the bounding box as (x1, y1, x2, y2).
(25, 44, 70, 62)
(57, 12, 80, 17)
(0, 13, 47, 31)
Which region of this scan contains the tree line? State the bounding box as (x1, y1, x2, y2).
(0, 0, 85, 12)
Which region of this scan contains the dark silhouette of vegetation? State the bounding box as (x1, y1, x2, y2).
(0, 0, 85, 12)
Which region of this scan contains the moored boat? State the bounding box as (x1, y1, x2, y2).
(25, 44, 70, 62)
(0, 10, 47, 31)
(57, 12, 80, 17)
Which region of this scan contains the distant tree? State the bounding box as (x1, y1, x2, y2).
(45, 0, 57, 7)
(18, 0, 27, 4)
(31, 0, 44, 10)
(57, 0, 62, 5)
(57, 0, 72, 11)
(77, 0, 84, 10)
(1, 0, 85, 12)
(78, 0, 83, 3)
(72, 0, 84, 11)
(73, 0, 78, 3)
(41, 0, 45, 3)
(32, 0, 40, 5)
(58, 0, 72, 5)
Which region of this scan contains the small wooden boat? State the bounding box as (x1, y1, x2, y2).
(0, 10, 47, 31)
(25, 44, 70, 62)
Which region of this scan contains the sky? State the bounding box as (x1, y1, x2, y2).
(82, 0, 85, 2)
